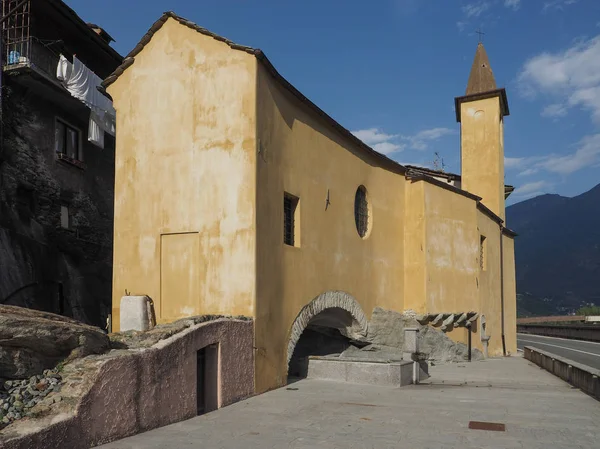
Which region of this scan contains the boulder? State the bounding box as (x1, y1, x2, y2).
(0, 306, 109, 379)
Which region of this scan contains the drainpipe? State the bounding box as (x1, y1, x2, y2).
(500, 223, 506, 356)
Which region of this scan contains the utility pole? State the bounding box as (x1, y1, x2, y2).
(0, 0, 30, 151)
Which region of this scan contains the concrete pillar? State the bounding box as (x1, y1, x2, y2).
(404, 327, 420, 384)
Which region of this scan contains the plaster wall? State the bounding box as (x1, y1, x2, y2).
(403, 181, 427, 314)
(403, 180, 515, 356)
(255, 63, 406, 392)
(424, 183, 479, 315)
(502, 235, 517, 354)
(460, 97, 505, 220)
(107, 18, 257, 328)
(476, 209, 503, 356)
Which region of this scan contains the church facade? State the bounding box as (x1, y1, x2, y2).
(104, 12, 517, 393)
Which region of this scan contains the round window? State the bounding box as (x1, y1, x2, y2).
(354, 185, 370, 238)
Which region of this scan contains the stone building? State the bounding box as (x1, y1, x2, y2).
(105, 12, 518, 393)
(0, 0, 122, 327)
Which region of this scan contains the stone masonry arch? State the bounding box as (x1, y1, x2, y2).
(286, 291, 369, 365)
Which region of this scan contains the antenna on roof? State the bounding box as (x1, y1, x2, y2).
(433, 152, 446, 172)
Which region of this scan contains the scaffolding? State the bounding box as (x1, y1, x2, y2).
(2, 0, 31, 66)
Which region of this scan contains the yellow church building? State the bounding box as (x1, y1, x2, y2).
(104, 12, 517, 393)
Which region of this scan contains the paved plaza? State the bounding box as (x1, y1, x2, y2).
(99, 356, 599, 449)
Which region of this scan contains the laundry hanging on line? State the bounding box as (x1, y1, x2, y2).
(56, 54, 116, 149)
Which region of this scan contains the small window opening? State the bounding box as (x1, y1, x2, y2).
(60, 205, 71, 229)
(284, 193, 299, 247)
(480, 235, 487, 271)
(55, 119, 81, 160)
(354, 185, 370, 238)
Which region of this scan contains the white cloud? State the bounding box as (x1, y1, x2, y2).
(352, 128, 398, 146)
(407, 128, 455, 150)
(504, 157, 525, 169)
(513, 180, 552, 198)
(541, 103, 569, 118)
(538, 133, 600, 174)
(518, 168, 539, 176)
(518, 35, 600, 123)
(543, 0, 577, 12)
(456, 21, 468, 32)
(372, 142, 404, 154)
(505, 134, 600, 176)
(504, 0, 521, 10)
(352, 127, 455, 156)
(462, 1, 491, 18)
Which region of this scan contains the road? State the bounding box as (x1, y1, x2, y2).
(518, 333, 600, 369)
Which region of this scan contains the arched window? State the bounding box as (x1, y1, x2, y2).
(354, 185, 369, 238)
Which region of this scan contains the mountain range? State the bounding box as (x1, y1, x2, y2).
(506, 183, 600, 317)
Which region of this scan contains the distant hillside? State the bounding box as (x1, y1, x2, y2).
(506, 184, 600, 317)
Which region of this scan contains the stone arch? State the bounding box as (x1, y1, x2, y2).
(286, 291, 369, 364)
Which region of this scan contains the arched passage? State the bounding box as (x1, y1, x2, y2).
(286, 291, 369, 379)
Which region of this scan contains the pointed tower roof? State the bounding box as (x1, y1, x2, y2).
(454, 42, 509, 122)
(466, 42, 497, 95)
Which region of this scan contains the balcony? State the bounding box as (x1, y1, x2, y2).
(3, 36, 61, 81)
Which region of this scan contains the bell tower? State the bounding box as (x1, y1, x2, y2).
(455, 42, 509, 220)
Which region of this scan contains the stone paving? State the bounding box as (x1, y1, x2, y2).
(98, 355, 599, 449)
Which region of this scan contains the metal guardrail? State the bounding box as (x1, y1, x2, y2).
(524, 346, 600, 401)
(517, 324, 600, 342)
(517, 315, 585, 325)
(3, 36, 59, 79)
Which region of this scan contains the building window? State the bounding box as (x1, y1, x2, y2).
(480, 235, 487, 271)
(354, 185, 370, 238)
(60, 205, 71, 229)
(55, 119, 81, 160)
(284, 193, 299, 247)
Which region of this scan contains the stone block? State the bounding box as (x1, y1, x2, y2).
(307, 357, 414, 387)
(120, 296, 152, 332)
(403, 328, 419, 354)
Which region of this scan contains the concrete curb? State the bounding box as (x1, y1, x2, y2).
(523, 346, 600, 401)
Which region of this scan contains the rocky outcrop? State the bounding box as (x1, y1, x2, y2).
(365, 307, 483, 363)
(0, 316, 254, 449)
(0, 306, 109, 379)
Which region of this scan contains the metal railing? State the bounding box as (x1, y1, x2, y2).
(3, 36, 60, 79)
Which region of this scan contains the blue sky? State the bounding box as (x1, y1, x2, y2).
(66, 0, 600, 204)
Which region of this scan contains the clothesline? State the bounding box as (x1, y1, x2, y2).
(56, 54, 116, 149)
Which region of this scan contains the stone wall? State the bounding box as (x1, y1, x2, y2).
(0, 317, 254, 449)
(0, 80, 114, 327)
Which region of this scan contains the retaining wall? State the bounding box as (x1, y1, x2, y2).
(517, 324, 600, 342)
(523, 346, 600, 401)
(1, 318, 254, 448)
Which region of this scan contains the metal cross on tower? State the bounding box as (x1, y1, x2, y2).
(475, 28, 485, 43)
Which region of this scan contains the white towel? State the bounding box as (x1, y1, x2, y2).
(88, 109, 105, 149)
(56, 54, 72, 81)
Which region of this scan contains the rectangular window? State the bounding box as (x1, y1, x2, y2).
(60, 205, 70, 229)
(55, 119, 81, 160)
(284, 193, 299, 247)
(480, 235, 487, 271)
